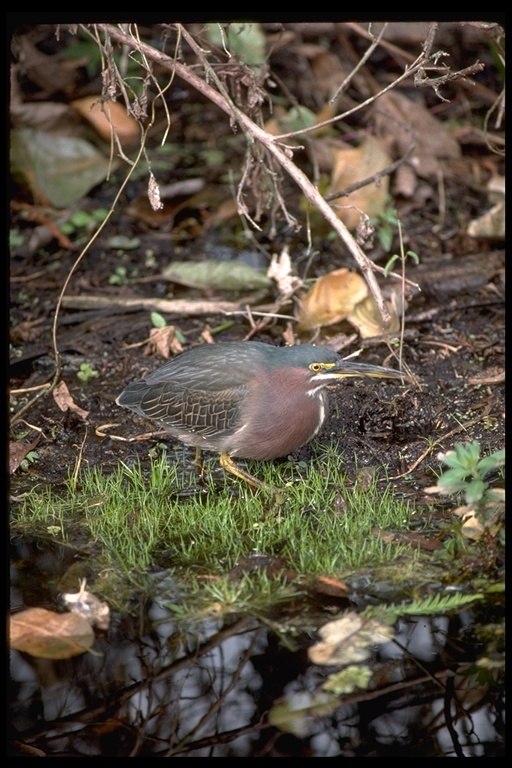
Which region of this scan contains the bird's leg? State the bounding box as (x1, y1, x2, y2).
(193, 446, 209, 485)
(219, 452, 284, 498)
(193, 447, 203, 470)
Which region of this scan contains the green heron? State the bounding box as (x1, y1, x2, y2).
(116, 341, 410, 492)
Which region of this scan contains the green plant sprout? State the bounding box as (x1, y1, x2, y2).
(433, 441, 504, 507)
(371, 202, 399, 253)
(426, 441, 505, 537)
(382, 215, 419, 374)
(61, 208, 108, 236)
(77, 362, 99, 383)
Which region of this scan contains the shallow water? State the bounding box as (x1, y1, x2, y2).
(9, 539, 504, 757)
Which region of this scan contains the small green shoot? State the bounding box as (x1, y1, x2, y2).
(371, 203, 399, 253)
(108, 266, 129, 285)
(10, 229, 25, 248)
(61, 208, 108, 237)
(151, 311, 167, 328)
(382, 216, 419, 373)
(19, 451, 40, 472)
(77, 362, 99, 383)
(429, 441, 504, 506)
(426, 441, 505, 538)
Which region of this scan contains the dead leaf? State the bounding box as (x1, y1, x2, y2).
(467, 175, 505, 241)
(162, 260, 272, 292)
(10, 607, 95, 659)
(346, 294, 400, 338)
(11, 127, 112, 208)
(145, 326, 184, 360)
(311, 576, 350, 600)
(328, 135, 392, 230)
(53, 380, 89, 420)
(372, 91, 461, 185)
(453, 494, 505, 540)
(308, 613, 394, 665)
(71, 96, 140, 147)
(13, 36, 82, 98)
(9, 433, 41, 474)
(310, 49, 356, 99)
(268, 246, 303, 296)
(11, 100, 83, 134)
(296, 269, 368, 331)
(62, 580, 110, 631)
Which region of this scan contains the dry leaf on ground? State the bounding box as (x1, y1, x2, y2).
(53, 380, 89, 420)
(71, 96, 140, 147)
(328, 135, 392, 230)
(296, 269, 368, 332)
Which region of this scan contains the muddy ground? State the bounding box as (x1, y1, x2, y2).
(10, 21, 505, 508)
(9, 234, 505, 505)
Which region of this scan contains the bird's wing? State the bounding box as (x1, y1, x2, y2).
(138, 382, 249, 437)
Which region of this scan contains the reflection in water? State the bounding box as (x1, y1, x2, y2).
(9, 542, 504, 757)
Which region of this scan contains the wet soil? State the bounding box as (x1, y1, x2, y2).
(9, 233, 505, 500)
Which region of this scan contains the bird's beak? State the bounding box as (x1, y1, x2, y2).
(331, 359, 412, 382)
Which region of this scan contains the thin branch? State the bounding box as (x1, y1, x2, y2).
(325, 109, 416, 202)
(99, 22, 392, 323)
(270, 50, 428, 142)
(329, 22, 389, 102)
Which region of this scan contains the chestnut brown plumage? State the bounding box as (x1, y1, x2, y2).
(116, 341, 410, 491)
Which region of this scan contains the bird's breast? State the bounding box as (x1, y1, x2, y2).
(228, 380, 328, 460)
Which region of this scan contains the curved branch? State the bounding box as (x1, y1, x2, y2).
(99, 23, 391, 322)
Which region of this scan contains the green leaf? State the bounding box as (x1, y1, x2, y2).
(437, 468, 470, 493)
(378, 225, 394, 252)
(477, 450, 505, 477)
(267, 690, 339, 737)
(365, 592, 483, 620)
(455, 441, 481, 466)
(162, 260, 271, 292)
(322, 664, 373, 695)
(205, 22, 266, 67)
(11, 128, 112, 208)
(465, 478, 487, 506)
(151, 312, 167, 328)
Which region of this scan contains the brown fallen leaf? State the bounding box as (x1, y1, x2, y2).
(328, 135, 392, 230)
(346, 293, 400, 338)
(371, 90, 461, 186)
(296, 268, 368, 332)
(62, 579, 110, 631)
(467, 175, 505, 241)
(70, 96, 140, 147)
(9, 432, 41, 474)
(53, 380, 89, 420)
(310, 575, 350, 600)
(10, 607, 95, 659)
(144, 326, 184, 360)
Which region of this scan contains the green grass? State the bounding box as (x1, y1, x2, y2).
(12, 444, 419, 613)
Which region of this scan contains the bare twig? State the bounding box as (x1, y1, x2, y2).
(99, 22, 392, 323)
(329, 22, 390, 102)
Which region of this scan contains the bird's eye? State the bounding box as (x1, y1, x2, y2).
(310, 363, 323, 372)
